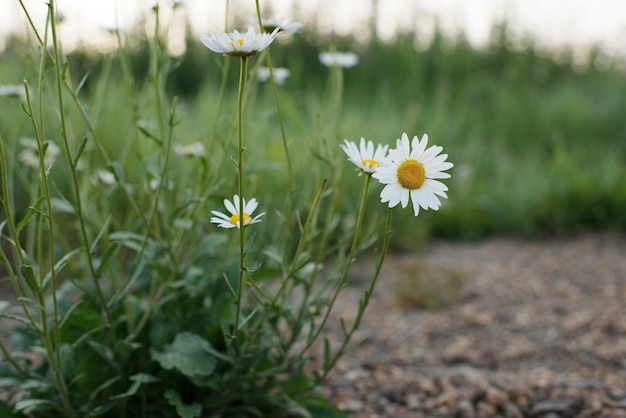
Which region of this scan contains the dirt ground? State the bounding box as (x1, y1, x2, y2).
(318, 231, 626, 417)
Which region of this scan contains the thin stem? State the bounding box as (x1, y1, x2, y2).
(301, 175, 372, 355)
(317, 207, 392, 381)
(24, 79, 63, 371)
(254, 2, 295, 217)
(269, 179, 327, 309)
(0, 141, 41, 333)
(48, 0, 113, 330)
(231, 56, 248, 345)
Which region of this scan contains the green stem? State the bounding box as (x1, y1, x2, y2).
(0, 141, 41, 333)
(254, 2, 295, 218)
(301, 175, 372, 355)
(48, 0, 114, 331)
(231, 56, 248, 345)
(318, 207, 392, 381)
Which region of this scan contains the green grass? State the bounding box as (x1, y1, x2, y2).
(1, 22, 625, 245)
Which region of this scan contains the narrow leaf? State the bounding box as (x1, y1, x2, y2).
(243, 230, 257, 256)
(20, 264, 38, 292)
(95, 243, 119, 277)
(16, 197, 45, 234)
(73, 136, 88, 167)
(75, 72, 90, 96)
(136, 124, 162, 146)
(42, 248, 80, 291)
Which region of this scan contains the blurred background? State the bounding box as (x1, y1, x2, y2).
(1, 0, 625, 244)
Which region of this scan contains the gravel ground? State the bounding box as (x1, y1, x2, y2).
(316, 231, 626, 417)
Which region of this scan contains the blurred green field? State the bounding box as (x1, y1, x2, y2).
(1, 21, 625, 246)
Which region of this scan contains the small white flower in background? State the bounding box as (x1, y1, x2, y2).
(200, 26, 280, 58)
(174, 142, 204, 157)
(149, 178, 174, 190)
(257, 66, 291, 85)
(96, 169, 116, 185)
(173, 218, 193, 230)
(340, 137, 389, 175)
(372, 133, 453, 217)
(210, 194, 265, 229)
(319, 51, 359, 68)
(252, 16, 303, 34)
(0, 84, 27, 101)
(18, 137, 60, 169)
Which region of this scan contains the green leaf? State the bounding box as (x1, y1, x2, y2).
(75, 72, 90, 96)
(164, 389, 202, 418)
(305, 395, 349, 418)
(108, 161, 125, 182)
(136, 123, 162, 146)
(150, 332, 217, 378)
(20, 264, 38, 292)
(110, 373, 159, 400)
(243, 230, 257, 255)
(73, 136, 88, 166)
(16, 197, 45, 234)
(323, 338, 331, 369)
(14, 398, 63, 414)
(50, 197, 75, 214)
(95, 243, 119, 277)
(42, 248, 80, 291)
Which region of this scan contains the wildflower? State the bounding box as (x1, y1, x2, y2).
(200, 26, 280, 58)
(95, 169, 116, 185)
(319, 51, 359, 68)
(18, 137, 60, 169)
(257, 66, 290, 85)
(149, 178, 174, 190)
(0, 84, 26, 101)
(174, 142, 205, 157)
(253, 16, 302, 34)
(372, 133, 453, 217)
(173, 218, 193, 230)
(210, 194, 264, 229)
(340, 137, 388, 174)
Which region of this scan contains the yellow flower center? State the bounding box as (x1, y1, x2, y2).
(230, 212, 251, 226)
(397, 159, 426, 190)
(230, 38, 245, 48)
(361, 159, 380, 170)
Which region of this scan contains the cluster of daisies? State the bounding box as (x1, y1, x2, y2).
(199, 18, 453, 229)
(341, 133, 453, 217)
(211, 133, 453, 228)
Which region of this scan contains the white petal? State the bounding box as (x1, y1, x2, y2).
(245, 198, 259, 214)
(210, 210, 231, 221)
(224, 198, 237, 215)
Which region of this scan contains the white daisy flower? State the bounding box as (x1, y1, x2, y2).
(257, 66, 291, 85)
(174, 142, 205, 157)
(149, 177, 174, 190)
(0, 84, 26, 101)
(252, 16, 303, 34)
(18, 137, 60, 169)
(200, 26, 280, 58)
(96, 169, 116, 185)
(372, 133, 453, 217)
(340, 137, 389, 174)
(319, 51, 359, 68)
(210, 194, 265, 229)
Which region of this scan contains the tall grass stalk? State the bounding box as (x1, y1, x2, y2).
(232, 55, 249, 345)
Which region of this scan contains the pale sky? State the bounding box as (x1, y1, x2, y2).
(3, 0, 626, 56)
